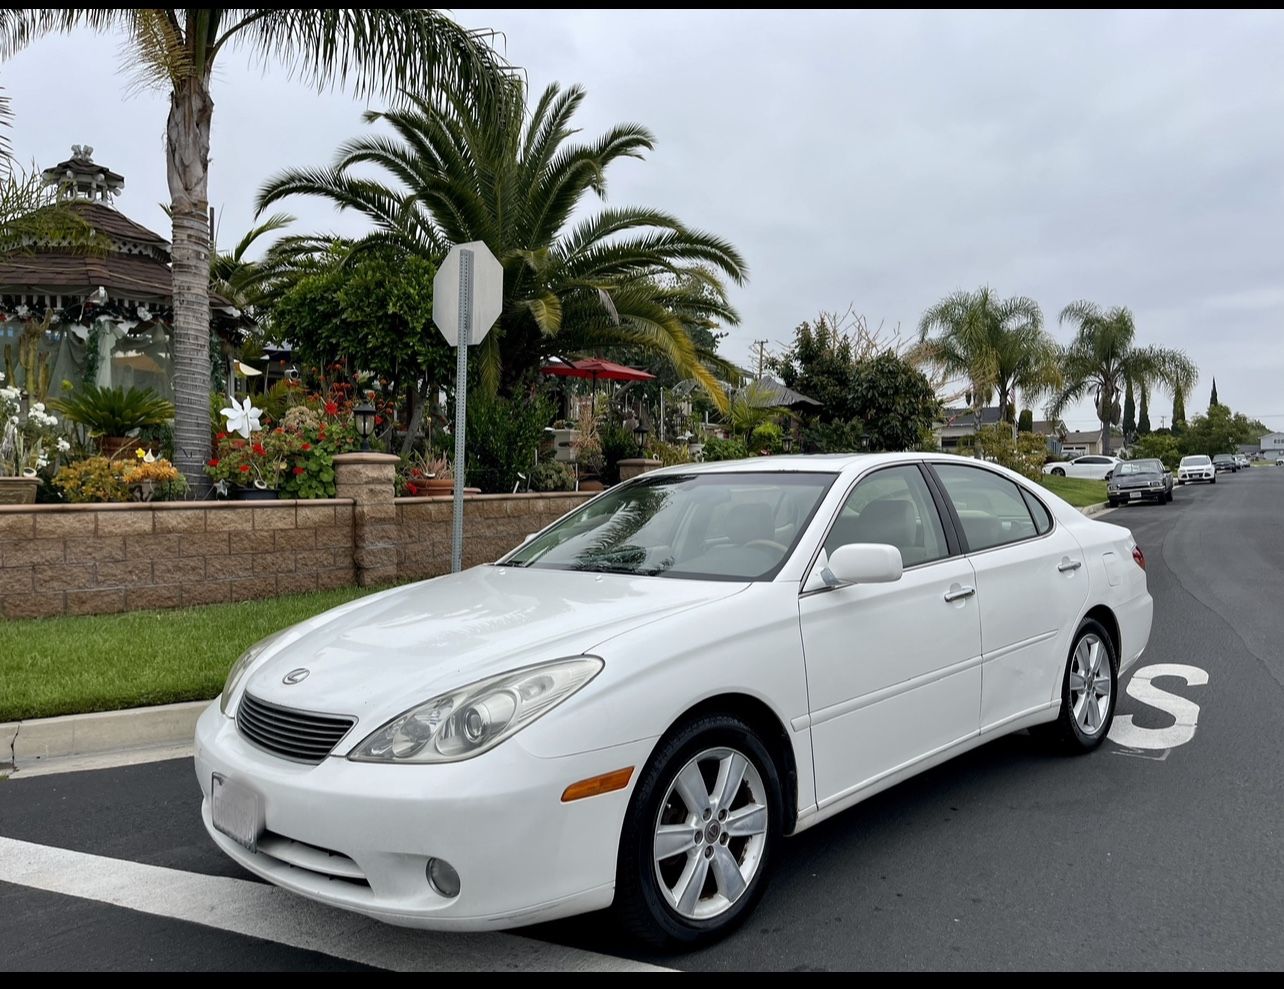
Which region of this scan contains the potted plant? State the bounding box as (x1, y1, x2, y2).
(123, 448, 186, 502)
(51, 384, 175, 458)
(206, 396, 285, 499)
(0, 377, 67, 504)
(402, 452, 455, 496)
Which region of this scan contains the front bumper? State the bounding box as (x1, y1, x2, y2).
(1109, 486, 1166, 501)
(194, 702, 655, 930)
(1178, 471, 1214, 482)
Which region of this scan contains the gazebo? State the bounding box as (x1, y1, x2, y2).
(0, 145, 246, 403)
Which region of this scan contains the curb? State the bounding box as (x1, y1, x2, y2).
(1079, 502, 1112, 517)
(1, 700, 208, 774)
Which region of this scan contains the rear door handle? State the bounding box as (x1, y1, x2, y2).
(944, 584, 976, 603)
(1058, 559, 1083, 573)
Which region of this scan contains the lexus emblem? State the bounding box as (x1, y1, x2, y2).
(282, 668, 310, 686)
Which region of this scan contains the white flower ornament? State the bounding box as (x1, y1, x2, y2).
(220, 395, 263, 439)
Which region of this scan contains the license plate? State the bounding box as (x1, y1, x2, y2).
(211, 773, 263, 852)
(1129, 491, 1143, 499)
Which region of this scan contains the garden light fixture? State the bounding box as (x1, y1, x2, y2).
(354, 401, 376, 451)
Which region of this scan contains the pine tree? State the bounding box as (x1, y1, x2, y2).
(1137, 384, 1151, 435)
(1122, 377, 1136, 438)
(1172, 385, 1187, 435)
(1210, 378, 1219, 408)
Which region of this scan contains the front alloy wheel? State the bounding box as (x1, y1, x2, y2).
(615, 714, 782, 946)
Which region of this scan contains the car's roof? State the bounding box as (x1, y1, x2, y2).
(648, 452, 1001, 477)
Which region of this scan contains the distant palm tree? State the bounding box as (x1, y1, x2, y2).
(914, 287, 1060, 431)
(256, 79, 746, 403)
(1050, 301, 1197, 455)
(0, 10, 501, 489)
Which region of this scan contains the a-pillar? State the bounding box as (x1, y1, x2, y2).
(333, 452, 400, 587)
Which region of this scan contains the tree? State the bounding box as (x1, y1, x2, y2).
(1137, 383, 1151, 435)
(773, 315, 860, 424)
(1049, 302, 1197, 456)
(1209, 378, 1220, 408)
(1129, 432, 1181, 470)
(1122, 377, 1136, 439)
(1180, 403, 1257, 458)
(846, 351, 940, 452)
(1172, 384, 1187, 435)
(1018, 409, 1034, 433)
(258, 78, 745, 404)
(914, 286, 1060, 430)
(0, 9, 503, 490)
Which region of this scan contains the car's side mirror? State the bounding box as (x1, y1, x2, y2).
(822, 543, 904, 587)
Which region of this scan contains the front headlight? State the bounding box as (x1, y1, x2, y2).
(219, 630, 286, 716)
(349, 656, 603, 764)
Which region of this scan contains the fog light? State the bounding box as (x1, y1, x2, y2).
(426, 857, 461, 898)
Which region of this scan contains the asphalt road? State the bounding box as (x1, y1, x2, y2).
(2, 467, 1282, 971)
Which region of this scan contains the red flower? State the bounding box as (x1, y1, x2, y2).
(406, 482, 419, 496)
(252, 443, 266, 456)
(239, 464, 251, 474)
(232, 438, 246, 449)
(324, 401, 339, 416)
(207, 458, 220, 468)
(293, 466, 306, 476)
(411, 468, 423, 478)
(374, 415, 384, 426)
(274, 427, 285, 435)
(301, 442, 312, 452)
(216, 432, 227, 441)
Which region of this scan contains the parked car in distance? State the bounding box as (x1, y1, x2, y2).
(1043, 455, 1122, 481)
(1277, 457, 1284, 467)
(1235, 454, 1251, 470)
(1212, 454, 1238, 474)
(1178, 454, 1216, 484)
(1107, 459, 1173, 506)
(197, 453, 1153, 947)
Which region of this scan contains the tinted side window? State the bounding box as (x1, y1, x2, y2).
(825, 465, 949, 566)
(934, 465, 1038, 551)
(1020, 488, 1053, 535)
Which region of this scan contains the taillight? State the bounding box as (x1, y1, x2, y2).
(1132, 545, 1146, 570)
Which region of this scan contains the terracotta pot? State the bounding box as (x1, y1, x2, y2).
(0, 475, 41, 505)
(579, 479, 605, 492)
(99, 436, 134, 459)
(233, 485, 280, 501)
(420, 478, 455, 495)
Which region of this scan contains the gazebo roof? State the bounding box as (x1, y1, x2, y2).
(65, 200, 169, 250)
(0, 252, 208, 305)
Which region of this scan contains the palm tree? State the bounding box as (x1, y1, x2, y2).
(0, 10, 502, 489)
(256, 79, 747, 403)
(1050, 301, 1197, 456)
(914, 287, 1060, 432)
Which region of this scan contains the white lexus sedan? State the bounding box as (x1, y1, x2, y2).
(197, 453, 1152, 947)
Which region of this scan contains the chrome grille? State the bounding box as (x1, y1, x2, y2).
(236, 693, 355, 764)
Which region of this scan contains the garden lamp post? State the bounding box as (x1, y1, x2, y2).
(633, 422, 649, 455)
(354, 402, 376, 452)
(782, 431, 793, 454)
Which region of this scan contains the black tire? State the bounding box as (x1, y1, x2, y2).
(1107, 498, 1121, 508)
(1211, 476, 1217, 484)
(1051, 467, 1066, 477)
(1034, 618, 1118, 753)
(615, 713, 783, 948)
(1165, 489, 1173, 503)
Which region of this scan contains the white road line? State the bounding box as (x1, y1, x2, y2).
(0, 836, 669, 972)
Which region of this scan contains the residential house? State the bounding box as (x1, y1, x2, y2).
(933, 406, 1063, 455)
(1259, 432, 1284, 458)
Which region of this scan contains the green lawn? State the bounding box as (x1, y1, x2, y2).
(0, 587, 376, 722)
(1038, 474, 1108, 508)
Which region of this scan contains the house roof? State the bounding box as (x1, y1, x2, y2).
(936, 406, 1004, 428)
(1061, 430, 1103, 444)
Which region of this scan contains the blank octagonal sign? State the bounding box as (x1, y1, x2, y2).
(432, 240, 504, 347)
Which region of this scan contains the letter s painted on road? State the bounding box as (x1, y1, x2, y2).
(1108, 663, 1208, 750)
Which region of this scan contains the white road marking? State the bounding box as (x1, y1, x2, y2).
(0, 836, 668, 972)
(1109, 664, 1209, 751)
(8, 743, 194, 779)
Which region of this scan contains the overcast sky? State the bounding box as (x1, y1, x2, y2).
(5, 10, 1283, 431)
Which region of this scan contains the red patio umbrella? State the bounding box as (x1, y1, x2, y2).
(539, 357, 655, 383)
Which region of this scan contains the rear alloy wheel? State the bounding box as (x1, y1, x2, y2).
(1036, 619, 1117, 753)
(615, 715, 782, 947)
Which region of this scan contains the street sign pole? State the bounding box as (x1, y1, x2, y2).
(451, 249, 474, 574)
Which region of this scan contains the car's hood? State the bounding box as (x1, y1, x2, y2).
(238, 566, 748, 726)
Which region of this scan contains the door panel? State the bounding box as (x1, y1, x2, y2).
(800, 559, 982, 804)
(932, 465, 1089, 728)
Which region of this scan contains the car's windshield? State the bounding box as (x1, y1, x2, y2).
(1213, 454, 1232, 462)
(1117, 460, 1163, 476)
(501, 471, 836, 580)
(1181, 455, 1211, 466)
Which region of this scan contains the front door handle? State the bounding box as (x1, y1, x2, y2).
(1058, 559, 1083, 573)
(944, 584, 976, 603)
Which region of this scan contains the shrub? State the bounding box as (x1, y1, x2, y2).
(700, 436, 748, 462)
(1128, 433, 1182, 471)
(974, 425, 1048, 481)
(51, 385, 174, 436)
(646, 440, 693, 466)
(750, 421, 783, 455)
(803, 418, 864, 454)
(530, 459, 575, 492)
(52, 456, 130, 503)
(464, 393, 555, 493)
(598, 422, 638, 484)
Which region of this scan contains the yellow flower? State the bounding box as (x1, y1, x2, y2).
(135, 448, 146, 459)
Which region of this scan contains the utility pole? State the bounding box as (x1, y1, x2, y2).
(753, 339, 769, 378)
(1160, 415, 1167, 430)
